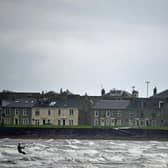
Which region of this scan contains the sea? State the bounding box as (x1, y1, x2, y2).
(0, 138, 168, 168)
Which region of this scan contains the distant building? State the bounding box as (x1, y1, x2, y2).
(0, 91, 40, 101)
(132, 90, 139, 97)
(92, 99, 131, 127)
(32, 99, 79, 126)
(1, 98, 36, 125)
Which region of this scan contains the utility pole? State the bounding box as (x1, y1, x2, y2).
(145, 81, 150, 97)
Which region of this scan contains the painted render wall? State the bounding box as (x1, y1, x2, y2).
(32, 107, 78, 126)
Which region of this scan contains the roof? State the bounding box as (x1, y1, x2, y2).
(93, 100, 130, 110)
(6, 98, 37, 108)
(34, 99, 79, 108)
(151, 89, 168, 98)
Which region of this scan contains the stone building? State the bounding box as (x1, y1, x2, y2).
(92, 99, 131, 127)
(1, 98, 36, 125)
(129, 89, 168, 127)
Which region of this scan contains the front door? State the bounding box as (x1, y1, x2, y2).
(15, 119, 18, 125)
(63, 119, 65, 126)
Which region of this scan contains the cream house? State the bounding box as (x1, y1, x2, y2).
(32, 100, 79, 126)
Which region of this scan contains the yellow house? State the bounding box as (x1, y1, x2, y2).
(32, 100, 79, 126)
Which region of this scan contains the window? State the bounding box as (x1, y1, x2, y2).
(140, 113, 144, 118)
(5, 109, 10, 115)
(106, 119, 110, 126)
(23, 109, 29, 116)
(112, 112, 118, 117)
(58, 120, 61, 126)
(35, 111, 40, 116)
(129, 112, 134, 118)
(69, 120, 73, 126)
(48, 109, 51, 116)
(23, 119, 29, 125)
(117, 120, 121, 126)
(117, 112, 121, 117)
(15, 109, 22, 115)
(94, 119, 99, 126)
(95, 111, 99, 117)
(35, 120, 40, 125)
(106, 110, 110, 117)
(5, 118, 10, 124)
(58, 109, 61, 116)
(69, 109, 74, 116)
(47, 120, 50, 124)
(100, 119, 104, 126)
(15, 109, 19, 115)
(140, 120, 144, 126)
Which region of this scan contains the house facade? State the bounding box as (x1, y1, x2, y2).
(1, 98, 36, 125)
(32, 99, 79, 126)
(92, 100, 131, 127)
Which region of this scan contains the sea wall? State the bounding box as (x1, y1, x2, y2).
(0, 128, 168, 140)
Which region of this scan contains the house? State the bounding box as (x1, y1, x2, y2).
(92, 99, 131, 127)
(130, 88, 168, 127)
(32, 99, 79, 126)
(0, 91, 40, 101)
(1, 98, 36, 125)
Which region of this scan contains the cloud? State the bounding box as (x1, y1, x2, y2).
(0, 0, 168, 96)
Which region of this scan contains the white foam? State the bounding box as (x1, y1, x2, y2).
(0, 139, 168, 167)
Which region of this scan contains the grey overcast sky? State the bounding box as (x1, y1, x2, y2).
(0, 0, 168, 97)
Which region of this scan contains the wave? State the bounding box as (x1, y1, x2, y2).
(0, 139, 168, 168)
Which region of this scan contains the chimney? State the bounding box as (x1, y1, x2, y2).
(101, 88, 105, 96)
(153, 87, 157, 96)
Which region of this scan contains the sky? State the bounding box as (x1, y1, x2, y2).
(0, 0, 168, 97)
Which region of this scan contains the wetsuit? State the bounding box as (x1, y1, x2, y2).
(17, 143, 26, 155)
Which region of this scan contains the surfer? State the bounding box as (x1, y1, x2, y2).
(17, 143, 26, 155)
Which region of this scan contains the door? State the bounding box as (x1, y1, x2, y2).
(63, 119, 65, 126)
(15, 119, 18, 125)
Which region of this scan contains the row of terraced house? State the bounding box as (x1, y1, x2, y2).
(0, 88, 168, 127)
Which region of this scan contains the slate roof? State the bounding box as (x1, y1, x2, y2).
(93, 100, 130, 110)
(34, 99, 79, 108)
(6, 98, 37, 108)
(151, 89, 168, 98)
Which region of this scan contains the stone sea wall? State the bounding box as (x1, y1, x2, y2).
(0, 128, 168, 140)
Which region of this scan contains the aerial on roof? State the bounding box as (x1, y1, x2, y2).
(93, 99, 130, 110)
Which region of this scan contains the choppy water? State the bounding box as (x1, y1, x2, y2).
(0, 139, 168, 168)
